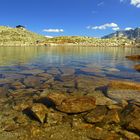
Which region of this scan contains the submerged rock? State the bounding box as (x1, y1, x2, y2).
(59, 67, 75, 75)
(134, 64, 140, 72)
(121, 104, 140, 133)
(47, 110, 64, 125)
(31, 103, 48, 123)
(108, 80, 140, 90)
(119, 130, 140, 140)
(47, 68, 60, 75)
(23, 76, 41, 88)
(104, 109, 120, 124)
(72, 115, 93, 129)
(10, 81, 25, 89)
(84, 106, 108, 123)
(107, 89, 140, 103)
(126, 55, 140, 61)
(20, 69, 44, 75)
(80, 67, 101, 73)
(47, 93, 96, 113)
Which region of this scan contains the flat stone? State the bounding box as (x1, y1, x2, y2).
(37, 73, 53, 80)
(107, 89, 140, 102)
(3, 73, 25, 80)
(47, 93, 96, 113)
(20, 69, 44, 75)
(80, 67, 101, 73)
(47, 68, 60, 75)
(87, 91, 117, 106)
(108, 80, 140, 90)
(84, 106, 108, 123)
(23, 76, 42, 88)
(105, 68, 120, 72)
(59, 67, 75, 75)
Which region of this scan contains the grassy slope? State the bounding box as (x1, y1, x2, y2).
(0, 26, 46, 46)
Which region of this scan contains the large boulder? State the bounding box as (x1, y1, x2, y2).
(126, 55, 140, 61)
(47, 93, 96, 113)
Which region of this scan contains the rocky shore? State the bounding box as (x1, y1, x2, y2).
(0, 68, 140, 140)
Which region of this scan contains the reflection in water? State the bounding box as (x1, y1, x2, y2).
(0, 47, 47, 66)
(0, 46, 139, 66)
(0, 46, 139, 81)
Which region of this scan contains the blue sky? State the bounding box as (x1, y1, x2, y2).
(0, 0, 140, 37)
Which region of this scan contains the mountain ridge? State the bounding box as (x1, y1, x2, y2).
(103, 28, 140, 39)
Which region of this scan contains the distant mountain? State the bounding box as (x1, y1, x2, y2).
(103, 28, 140, 39)
(0, 26, 46, 46)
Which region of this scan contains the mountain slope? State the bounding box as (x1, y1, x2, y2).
(0, 26, 46, 46)
(103, 28, 140, 39)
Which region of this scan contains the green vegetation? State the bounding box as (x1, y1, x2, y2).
(0, 26, 46, 46)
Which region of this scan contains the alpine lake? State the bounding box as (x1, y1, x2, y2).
(0, 46, 140, 140)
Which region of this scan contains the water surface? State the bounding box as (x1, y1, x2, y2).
(0, 46, 140, 82)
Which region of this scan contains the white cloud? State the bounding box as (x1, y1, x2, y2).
(87, 23, 119, 30)
(125, 27, 133, 30)
(112, 27, 120, 31)
(43, 29, 64, 33)
(131, 0, 140, 7)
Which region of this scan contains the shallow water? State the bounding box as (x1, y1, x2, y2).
(0, 46, 140, 82)
(0, 46, 140, 139)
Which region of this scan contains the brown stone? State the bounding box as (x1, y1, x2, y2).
(72, 116, 93, 129)
(134, 64, 140, 72)
(121, 104, 140, 132)
(47, 93, 67, 106)
(108, 80, 140, 90)
(31, 103, 49, 123)
(47, 93, 96, 113)
(11, 81, 25, 89)
(104, 109, 120, 124)
(84, 106, 108, 123)
(128, 119, 140, 132)
(23, 76, 41, 88)
(119, 130, 140, 140)
(126, 55, 140, 61)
